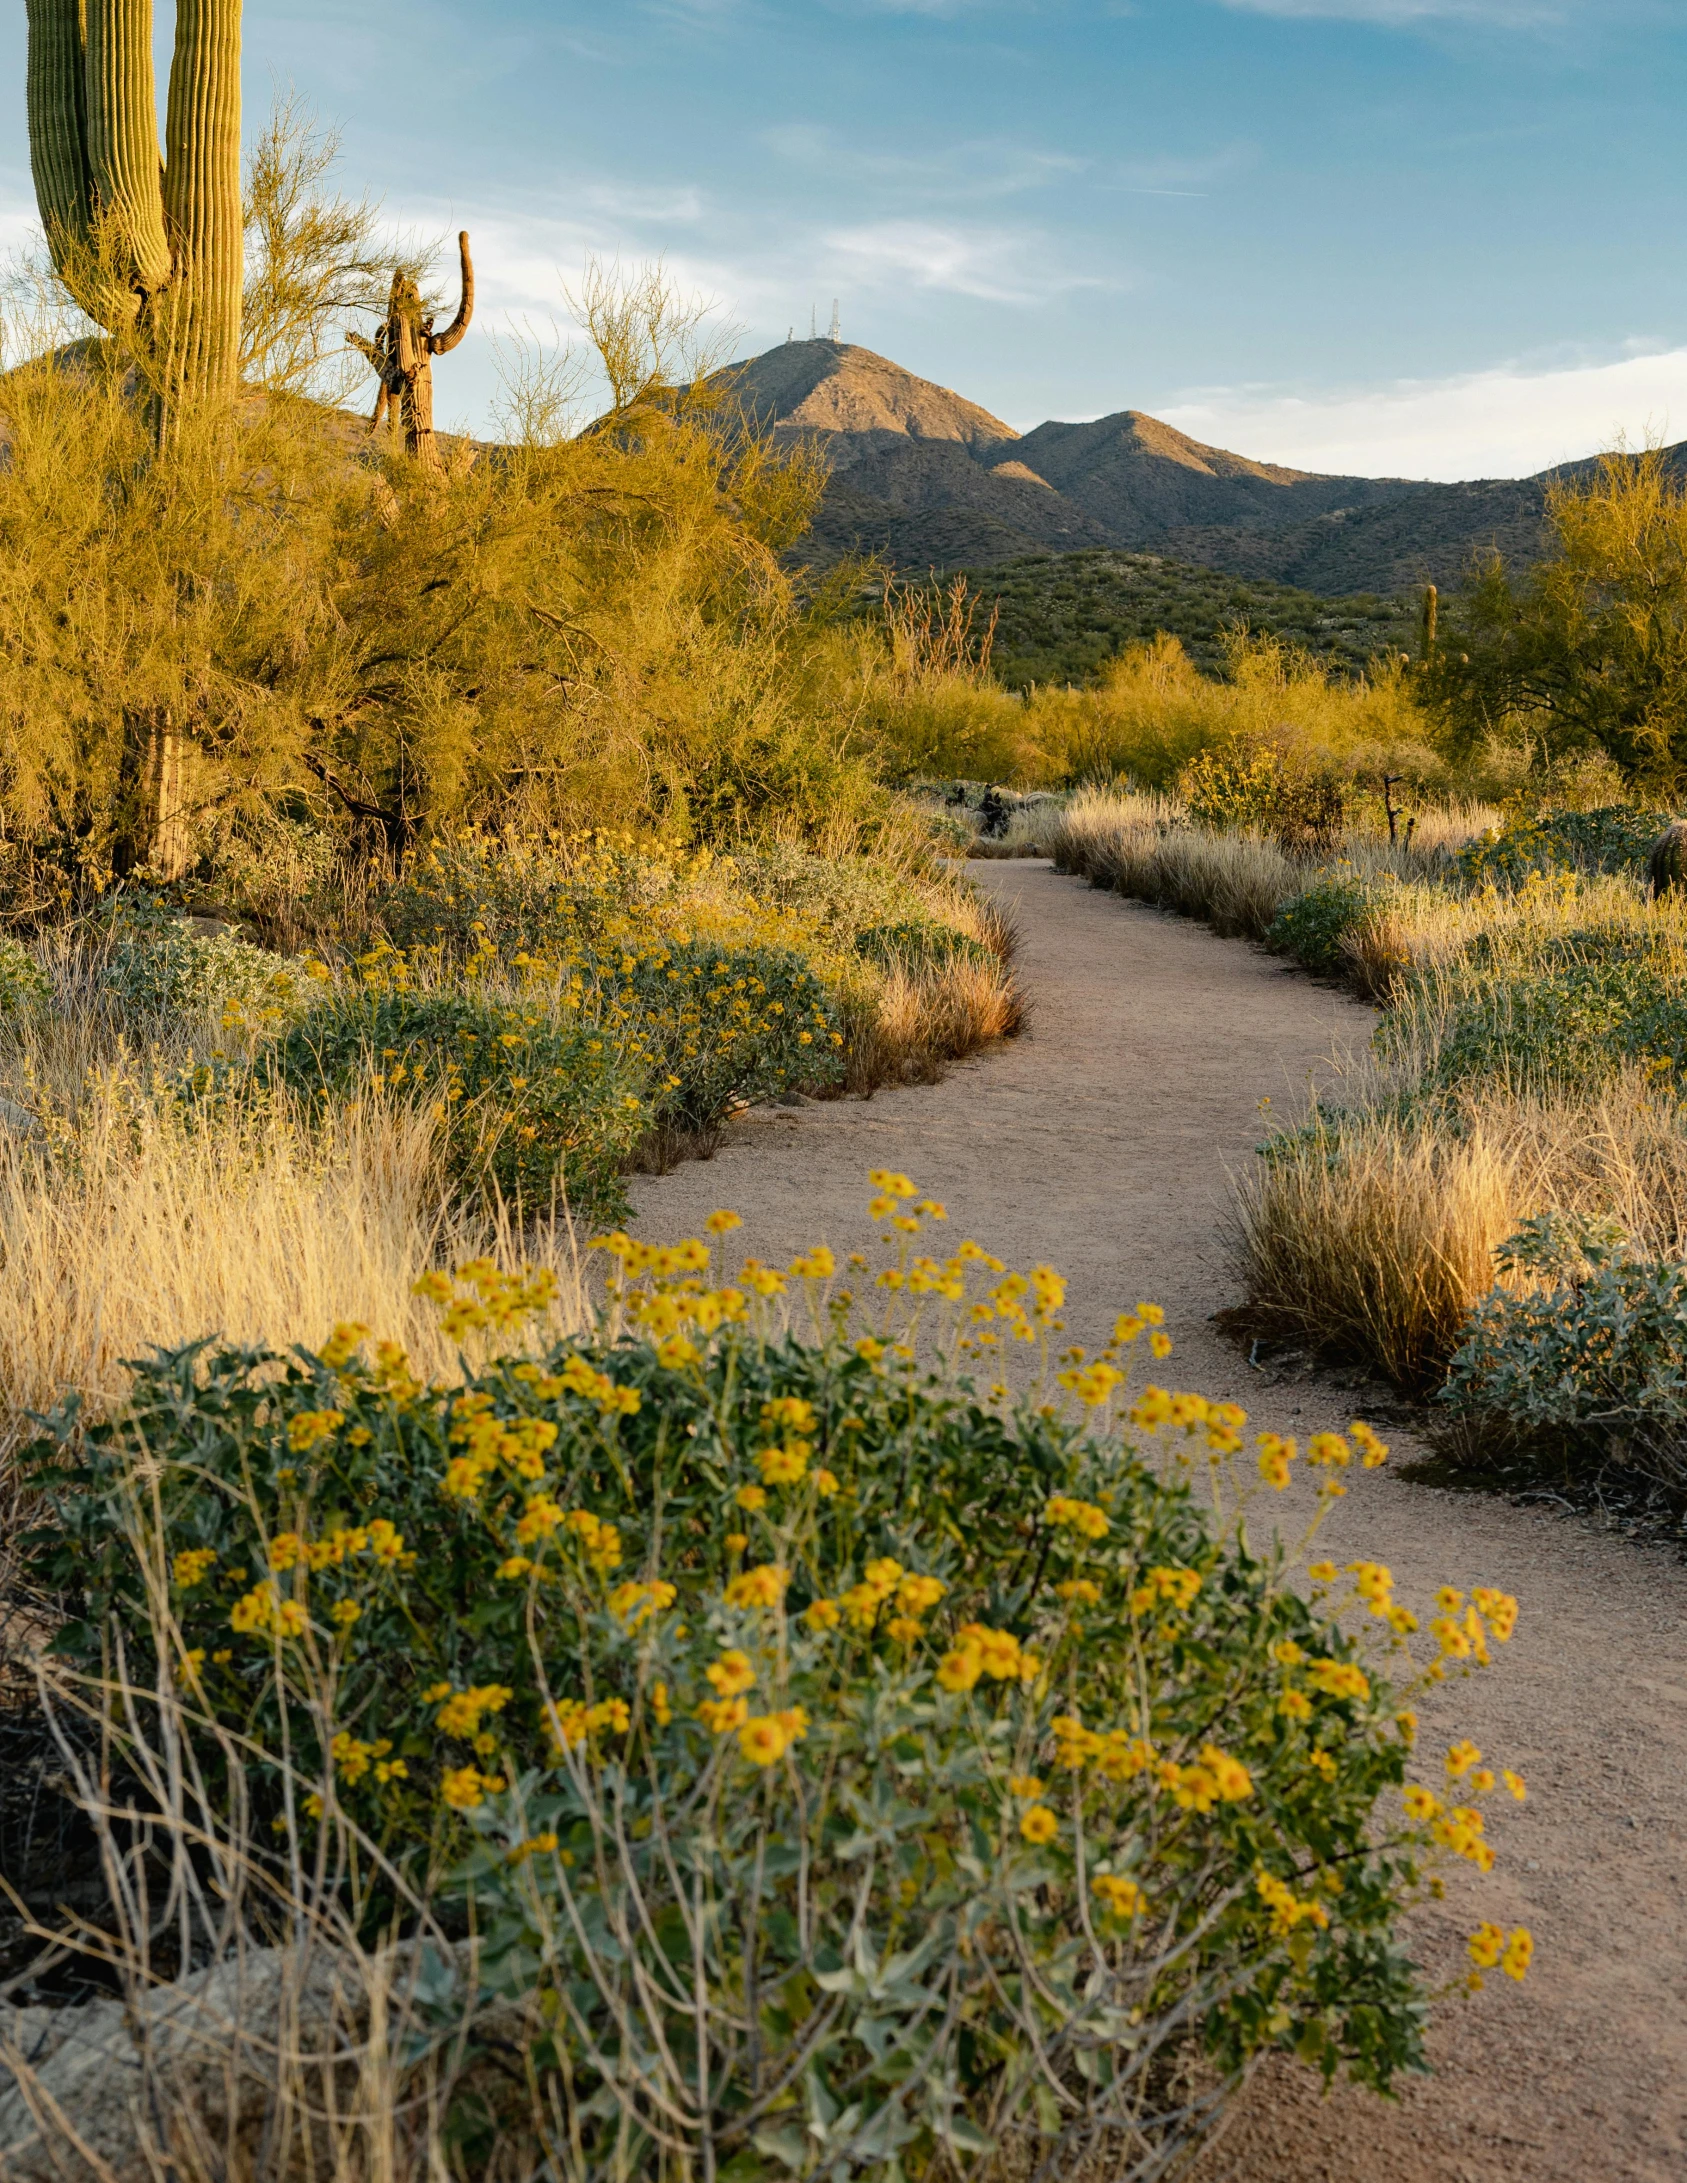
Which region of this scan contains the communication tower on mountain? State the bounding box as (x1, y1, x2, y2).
(828, 299, 840, 341)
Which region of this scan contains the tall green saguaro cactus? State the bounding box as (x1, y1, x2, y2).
(25, 0, 243, 404)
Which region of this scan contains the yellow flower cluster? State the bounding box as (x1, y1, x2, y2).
(1255, 1869, 1330, 1935)
(936, 1623, 1041, 1690)
(1428, 1584, 1519, 1667)
(736, 1707, 810, 1767)
(834, 1556, 911, 1630)
(286, 1408, 343, 1455)
(1467, 1922, 1533, 1983)
(1306, 1658, 1371, 1704)
(229, 1583, 308, 1639)
(413, 1259, 562, 1343)
(1090, 1872, 1143, 1919)
(608, 1579, 677, 1629)
(172, 1547, 217, 1590)
(319, 1322, 370, 1369)
(1256, 1433, 1296, 1490)
(1128, 1565, 1202, 1617)
(1056, 1359, 1125, 1407)
(427, 1682, 513, 1738)
(1110, 1301, 1172, 1361)
(545, 1696, 631, 1751)
(1164, 1743, 1254, 1811)
(330, 1731, 406, 1787)
(512, 1355, 642, 1416)
(1128, 1388, 1243, 1449)
(268, 1519, 407, 1573)
(1045, 1494, 1110, 1540)
(441, 1395, 564, 1501)
(724, 1563, 790, 1609)
(441, 1764, 507, 1810)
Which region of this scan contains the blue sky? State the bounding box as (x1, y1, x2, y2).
(4, 0, 1687, 477)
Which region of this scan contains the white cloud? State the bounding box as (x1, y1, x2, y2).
(762, 122, 1083, 201)
(824, 217, 1109, 303)
(1218, 0, 1565, 21)
(1150, 344, 1687, 480)
(584, 182, 706, 224)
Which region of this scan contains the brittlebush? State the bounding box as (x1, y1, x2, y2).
(30, 1179, 1532, 2182)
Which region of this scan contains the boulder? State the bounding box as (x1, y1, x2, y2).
(0, 1943, 534, 2181)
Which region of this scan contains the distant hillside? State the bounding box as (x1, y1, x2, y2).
(730, 338, 1645, 597)
(961, 550, 1417, 687)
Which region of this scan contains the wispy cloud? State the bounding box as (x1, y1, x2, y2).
(1217, 0, 1567, 23)
(823, 217, 1111, 303)
(584, 182, 706, 224)
(762, 122, 1083, 200)
(1152, 342, 1687, 480)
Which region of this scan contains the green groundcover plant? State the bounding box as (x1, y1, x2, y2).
(1451, 806, 1662, 890)
(1401, 948, 1687, 1098)
(1266, 873, 1386, 975)
(29, 1179, 1534, 2181)
(1440, 1212, 1687, 1490)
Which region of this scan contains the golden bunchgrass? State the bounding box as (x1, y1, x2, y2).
(1230, 1072, 1687, 1390)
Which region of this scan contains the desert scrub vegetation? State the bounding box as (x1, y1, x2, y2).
(0, 111, 1025, 1433)
(1227, 812, 1687, 1511)
(7, 1178, 1534, 2180)
(934, 549, 1415, 690)
(0, 829, 1017, 1420)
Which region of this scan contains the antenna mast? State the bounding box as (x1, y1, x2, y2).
(828, 298, 840, 341)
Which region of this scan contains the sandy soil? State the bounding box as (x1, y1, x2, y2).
(626, 859, 1687, 2183)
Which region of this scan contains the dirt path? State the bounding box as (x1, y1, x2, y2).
(628, 859, 1687, 2183)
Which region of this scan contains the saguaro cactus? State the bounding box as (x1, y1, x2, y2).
(349, 233, 475, 474)
(24, 0, 243, 405)
(1649, 819, 1687, 899)
(1419, 582, 1439, 660)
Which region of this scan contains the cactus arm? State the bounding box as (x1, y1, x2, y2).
(427, 231, 474, 356)
(24, 0, 93, 269)
(83, 0, 174, 302)
(160, 0, 242, 396)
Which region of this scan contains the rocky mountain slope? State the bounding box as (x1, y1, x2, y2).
(730, 339, 1620, 595)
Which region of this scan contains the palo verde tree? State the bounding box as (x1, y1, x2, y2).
(1426, 446, 1687, 790)
(25, 0, 243, 412)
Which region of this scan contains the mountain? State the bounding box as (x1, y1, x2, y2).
(731, 339, 1576, 595)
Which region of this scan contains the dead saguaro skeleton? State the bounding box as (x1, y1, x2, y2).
(349, 231, 475, 473)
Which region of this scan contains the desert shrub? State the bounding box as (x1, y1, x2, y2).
(1180, 743, 1345, 850)
(1414, 952, 1687, 1097)
(27, 1186, 1532, 2180)
(0, 934, 50, 1017)
(99, 921, 308, 1026)
(1439, 1212, 1687, 1489)
(852, 919, 992, 972)
(1451, 806, 1663, 890)
(1268, 873, 1387, 974)
(597, 934, 845, 1132)
(257, 985, 646, 1219)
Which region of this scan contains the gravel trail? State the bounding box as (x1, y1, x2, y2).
(627, 858, 1687, 2183)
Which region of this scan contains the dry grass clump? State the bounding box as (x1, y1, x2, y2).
(1230, 1074, 1687, 1390)
(1049, 789, 1506, 954)
(0, 1081, 584, 1422)
(844, 927, 1026, 1093)
(1050, 790, 1298, 939)
(964, 798, 1070, 859)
